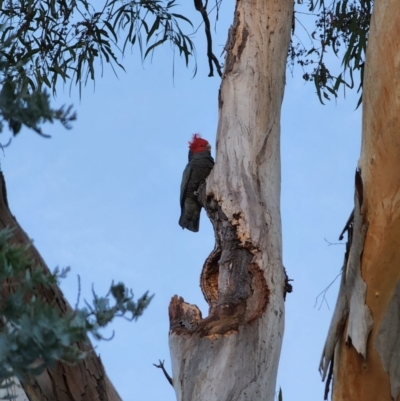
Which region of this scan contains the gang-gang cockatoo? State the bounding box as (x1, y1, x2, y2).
(179, 134, 214, 232)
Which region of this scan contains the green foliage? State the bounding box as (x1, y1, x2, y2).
(0, 0, 195, 137)
(0, 74, 76, 136)
(0, 31, 76, 136)
(290, 0, 372, 106)
(0, 0, 195, 96)
(0, 227, 152, 386)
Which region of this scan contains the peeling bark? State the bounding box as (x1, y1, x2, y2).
(0, 172, 122, 401)
(168, 0, 293, 400)
(319, 171, 371, 389)
(320, 1, 400, 400)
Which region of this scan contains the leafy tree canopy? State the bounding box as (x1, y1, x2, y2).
(0, 0, 194, 96)
(0, 0, 195, 137)
(290, 0, 373, 106)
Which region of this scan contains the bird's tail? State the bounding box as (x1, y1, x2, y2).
(179, 212, 200, 232)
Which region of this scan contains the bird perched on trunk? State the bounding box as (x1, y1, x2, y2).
(179, 134, 214, 232)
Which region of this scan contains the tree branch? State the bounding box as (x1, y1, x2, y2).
(194, 0, 222, 77)
(153, 360, 173, 387)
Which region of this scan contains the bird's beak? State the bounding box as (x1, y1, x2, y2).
(206, 143, 211, 151)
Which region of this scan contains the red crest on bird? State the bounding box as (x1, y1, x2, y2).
(189, 134, 211, 154)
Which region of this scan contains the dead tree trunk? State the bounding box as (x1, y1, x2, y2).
(168, 0, 293, 400)
(320, 1, 400, 400)
(0, 172, 122, 401)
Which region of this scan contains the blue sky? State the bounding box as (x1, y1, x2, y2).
(3, 2, 362, 400)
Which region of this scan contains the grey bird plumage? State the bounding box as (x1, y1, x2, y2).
(179, 149, 214, 232)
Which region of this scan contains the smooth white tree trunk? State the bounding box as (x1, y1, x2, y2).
(169, 1, 293, 400)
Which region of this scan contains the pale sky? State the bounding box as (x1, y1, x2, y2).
(3, 2, 361, 400)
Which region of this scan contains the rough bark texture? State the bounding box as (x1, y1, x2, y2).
(0, 172, 122, 401)
(320, 1, 400, 400)
(168, 0, 293, 400)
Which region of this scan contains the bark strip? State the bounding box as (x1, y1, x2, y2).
(319, 170, 371, 396)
